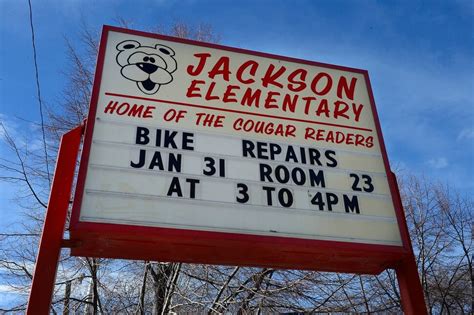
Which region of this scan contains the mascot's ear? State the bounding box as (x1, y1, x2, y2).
(155, 44, 175, 56)
(117, 40, 140, 51)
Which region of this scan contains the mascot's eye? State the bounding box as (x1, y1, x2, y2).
(123, 44, 135, 49)
(159, 48, 171, 55)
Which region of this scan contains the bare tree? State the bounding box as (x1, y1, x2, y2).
(400, 174, 472, 314)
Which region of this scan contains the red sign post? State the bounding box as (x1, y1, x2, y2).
(26, 125, 83, 314)
(27, 26, 427, 314)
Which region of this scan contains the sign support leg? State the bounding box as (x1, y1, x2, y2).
(395, 255, 427, 315)
(26, 125, 83, 315)
(389, 172, 427, 315)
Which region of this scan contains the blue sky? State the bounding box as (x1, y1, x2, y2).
(1, 1, 473, 230)
(0, 0, 472, 308)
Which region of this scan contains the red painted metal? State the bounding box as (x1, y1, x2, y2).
(72, 221, 406, 274)
(26, 125, 83, 315)
(396, 256, 428, 315)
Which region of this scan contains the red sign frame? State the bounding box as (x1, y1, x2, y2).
(69, 25, 412, 275)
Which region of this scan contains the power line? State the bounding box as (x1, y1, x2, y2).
(27, 0, 51, 186)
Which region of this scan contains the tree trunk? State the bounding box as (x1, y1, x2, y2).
(137, 262, 150, 314)
(149, 263, 174, 315)
(63, 280, 72, 315)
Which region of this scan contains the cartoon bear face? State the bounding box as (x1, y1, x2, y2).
(116, 40, 177, 95)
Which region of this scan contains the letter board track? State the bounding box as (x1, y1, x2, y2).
(71, 26, 409, 270)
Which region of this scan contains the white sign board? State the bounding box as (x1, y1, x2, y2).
(76, 27, 402, 247)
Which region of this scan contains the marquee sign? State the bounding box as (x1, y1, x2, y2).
(70, 25, 412, 274)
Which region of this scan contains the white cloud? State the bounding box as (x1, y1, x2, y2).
(0, 285, 27, 312)
(0, 112, 51, 154)
(457, 127, 474, 141)
(427, 157, 449, 169)
(0, 284, 28, 295)
(0, 113, 19, 138)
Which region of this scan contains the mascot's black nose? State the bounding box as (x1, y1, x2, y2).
(137, 63, 158, 74)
